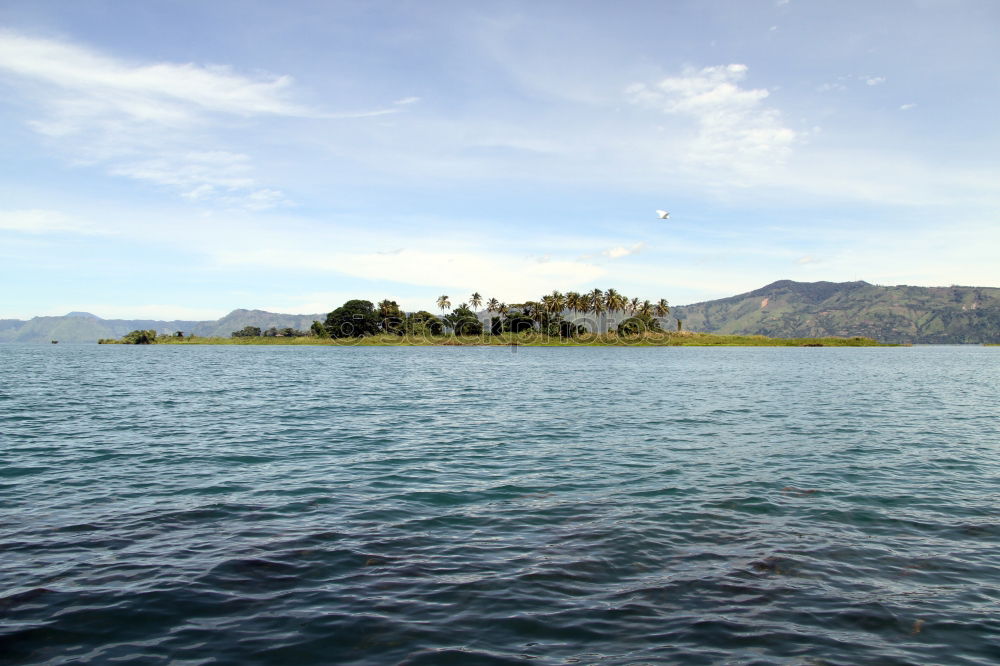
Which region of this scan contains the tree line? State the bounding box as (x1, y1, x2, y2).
(104, 288, 673, 342)
(316, 289, 671, 339)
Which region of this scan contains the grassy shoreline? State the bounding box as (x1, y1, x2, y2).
(122, 332, 895, 347)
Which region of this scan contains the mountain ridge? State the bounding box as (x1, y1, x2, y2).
(0, 309, 325, 343)
(672, 280, 1000, 344)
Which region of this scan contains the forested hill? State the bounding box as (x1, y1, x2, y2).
(672, 280, 1000, 344)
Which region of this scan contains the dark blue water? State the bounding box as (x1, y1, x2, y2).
(2, 344, 998, 665)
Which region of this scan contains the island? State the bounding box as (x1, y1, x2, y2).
(99, 290, 893, 346)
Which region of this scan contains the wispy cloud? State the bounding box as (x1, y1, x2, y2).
(0, 209, 108, 235)
(0, 30, 399, 209)
(817, 81, 847, 92)
(0, 30, 320, 131)
(603, 241, 646, 259)
(108, 151, 291, 208)
(818, 74, 886, 92)
(626, 64, 796, 181)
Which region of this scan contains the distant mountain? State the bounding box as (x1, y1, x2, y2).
(0, 309, 324, 343)
(672, 280, 1000, 344)
(200, 309, 325, 338)
(5, 282, 999, 343)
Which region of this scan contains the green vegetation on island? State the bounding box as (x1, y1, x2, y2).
(100, 288, 891, 346)
(143, 331, 885, 347)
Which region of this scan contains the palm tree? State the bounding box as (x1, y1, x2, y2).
(539, 296, 552, 331)
(436, 295, 451, 317)
(484, 297, 500, 334)
(590, 289, 606, 332)
(638, 300, 653, 317)
(604, 289, 623, 330)
(549, 290, 565, 315)
(655, 299, 670, 318)
(470, 292, 482, 312)
(566, 291, 581, 325)
(523, 301, 540, 330)
(629, 297, 641, 316)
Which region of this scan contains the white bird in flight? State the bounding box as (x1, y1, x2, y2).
(656, 210, 670, 219)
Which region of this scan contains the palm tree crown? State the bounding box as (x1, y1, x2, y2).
(549, 290, 565, 314)
(565, 291, 581, 316)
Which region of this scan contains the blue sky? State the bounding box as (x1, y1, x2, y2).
(1, 0, 997, 319)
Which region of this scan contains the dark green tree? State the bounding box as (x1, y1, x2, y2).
(617, 313, 663, 336)
(502, 310, 535, 333)
(556, 320, 587, 338)
(232, 326, 261, 338)
(405, 310, 443, 335)
(310, 320, 329, 338)
(122, 329, 157, 344)
(325, 300, 380, 338)
(377, 299, 405, 335)
(443, 305, 483, 335)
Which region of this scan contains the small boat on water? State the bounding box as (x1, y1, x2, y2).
(51, 340, 58, 344)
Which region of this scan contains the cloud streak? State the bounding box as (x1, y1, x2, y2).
(0, 30, 405, 209)
(0, 209, 108, 235)
(0, 30, 319, 124)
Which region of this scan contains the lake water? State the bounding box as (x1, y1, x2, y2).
(1, 344, 998, 665)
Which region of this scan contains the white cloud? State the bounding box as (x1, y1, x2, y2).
(865, 76, 886, 86)
(603, 241, 646, 259)
(0, 30, 396, 209)
(0, 209, 107, 235)
(899, 103, 917, 111)
(626, 64, 796, 181)
(0, 30, 319, 123)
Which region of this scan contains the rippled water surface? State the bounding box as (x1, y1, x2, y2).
(2, 344, 999, 665)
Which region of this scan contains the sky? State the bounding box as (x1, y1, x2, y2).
(1, 0, 998, 320)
